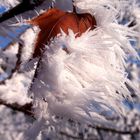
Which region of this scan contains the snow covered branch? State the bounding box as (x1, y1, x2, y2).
(0, 99, 33, 117)
(0, 43, 22, 84)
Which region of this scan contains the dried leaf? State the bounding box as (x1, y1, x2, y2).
(29, 8, 97, 57)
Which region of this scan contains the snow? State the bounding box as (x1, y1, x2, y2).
(0, 105, 31, 140)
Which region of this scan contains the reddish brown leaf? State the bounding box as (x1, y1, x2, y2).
(29, 8, 97, 57)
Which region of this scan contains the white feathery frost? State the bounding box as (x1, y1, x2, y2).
(0, 0, 19, 9)
(26, 1, 140, 136)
